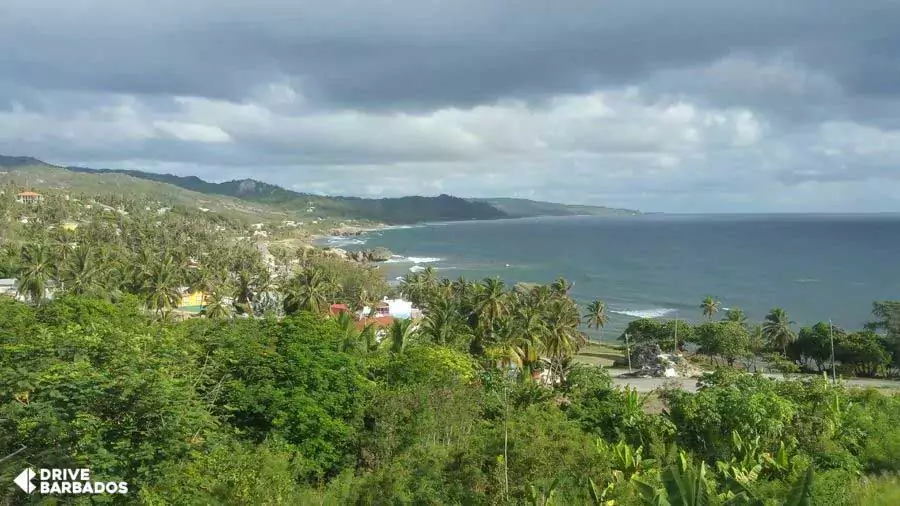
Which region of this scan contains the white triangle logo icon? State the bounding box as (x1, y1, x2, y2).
(14, 468, 36, 494)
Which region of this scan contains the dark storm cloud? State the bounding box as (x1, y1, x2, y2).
(2, 0, 900, 213)
(2, 0, 898, 110)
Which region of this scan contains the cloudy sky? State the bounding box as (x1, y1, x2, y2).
(1, 0, 899, 212)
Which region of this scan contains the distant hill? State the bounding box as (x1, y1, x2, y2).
(1, 156, 507, 224)
(472, 197, 640, 217)
(1, 155, 638, 224)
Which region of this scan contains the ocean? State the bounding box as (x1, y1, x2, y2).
(324, 214, 900, 342)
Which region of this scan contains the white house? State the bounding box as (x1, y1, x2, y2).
(0, 279, 17, 298)
(365, 297, 419, 320)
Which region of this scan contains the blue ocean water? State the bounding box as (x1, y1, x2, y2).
(329, 215, 900, 341)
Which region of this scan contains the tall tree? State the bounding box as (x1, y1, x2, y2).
(584, 299, 609, 340)
(421, 299, 469, 347)
(763, 308, 796, 355)
(700, 296, 721, 322)
(16, 243, 53, 304)
(386, 318, 416, 354)
(201, 290, 233, 320)
(723, 307, 748, 327)
(142, 257, 183, 317)
(61, 246, 103, 297)
(473, 277, 508, 342)
(283, 269, 335, 314)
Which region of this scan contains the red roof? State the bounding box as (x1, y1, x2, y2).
(330, 303, 350, 316)
(354, 316, 394, 331)
(18, 191, 41, 197)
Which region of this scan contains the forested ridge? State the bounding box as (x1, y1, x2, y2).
(1, 185, 900, 504)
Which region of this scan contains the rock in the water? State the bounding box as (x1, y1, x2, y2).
(329, 226, 365, 236)
(367, 247, 393, 262)
(345, 247, 393, 262)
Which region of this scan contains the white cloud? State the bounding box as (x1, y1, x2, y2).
(153, 121, 232, 143)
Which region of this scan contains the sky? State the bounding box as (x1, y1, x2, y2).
(1, 1, 899, 213)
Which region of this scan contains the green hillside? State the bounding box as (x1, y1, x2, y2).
(1, 155, 640, 225)
(59, 162, 508, 224)
(472, 197, 640, 217)
(0, 162, 292, 224)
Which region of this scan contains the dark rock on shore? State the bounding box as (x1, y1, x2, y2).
(348, 247, 393, 262)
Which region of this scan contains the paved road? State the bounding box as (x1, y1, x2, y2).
(608, 370, 900, 393)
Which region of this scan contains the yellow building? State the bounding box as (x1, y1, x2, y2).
(178, 290, 207, 313)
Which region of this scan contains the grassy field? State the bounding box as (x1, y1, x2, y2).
(575, 341, 626, 367)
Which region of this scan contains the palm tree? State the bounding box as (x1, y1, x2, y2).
(550, 277, 573, 296)
(232, 268, 257, 316)
(201, 290, 233, 320)
(763, 308, 796, 355)
(723, 307, 748, 327)
(334, 310, 361, 352)
(474, 277, 508, 341)
(398, 272, 426, 306)
(61, 246, 103, 297)
(283, 269, 334, 314)
(584, 299, 609, 340)
(421, 299, 470, 348)
(542, 298, 587, 382)
(386, 318, 416, 354)
(352, 288, 376, 316)
(142, 258, 182, 318)
(510, 306, 546, 375)
(700, 296, 721, 322)
(16, 243, 53, 304)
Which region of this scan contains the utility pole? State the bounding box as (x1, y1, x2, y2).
(829, 319, 836, 384)
(625, 332, 632, 372)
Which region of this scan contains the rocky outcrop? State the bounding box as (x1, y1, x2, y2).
(347, 247, 393, 263)
(329, 226, 367, 236)
(322, 248, 349, 259)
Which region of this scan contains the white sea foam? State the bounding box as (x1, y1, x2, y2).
(385, 256, 442, 264)
(611, 308, 677, 319)
(407, 256, 441, 263)
(325, 236, 366, 247)
(409, 265, 426, 273)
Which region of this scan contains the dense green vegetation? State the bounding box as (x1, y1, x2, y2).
(2, 156, 508, 224)
(3, 294, 900, 504)
(2, 187, 900, 504)
(618, 297, 900, 378)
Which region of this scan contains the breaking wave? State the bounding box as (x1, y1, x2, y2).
(611, 308, 677, 319)
(384, 256, 442, 264)
(325, 236, 366, 247)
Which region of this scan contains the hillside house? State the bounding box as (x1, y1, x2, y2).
(330, 303, 351, 317)
(177, 289, 207, 314)
(0, 279, 16, 298)
(354, 315, 395, 341)
(364, 298, 420, 320)
(15, 191, 43, 204)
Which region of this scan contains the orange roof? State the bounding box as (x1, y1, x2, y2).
(18, 191, 41, 196)
(330, 303, 350, 316)
(354, 316, 394, 331)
